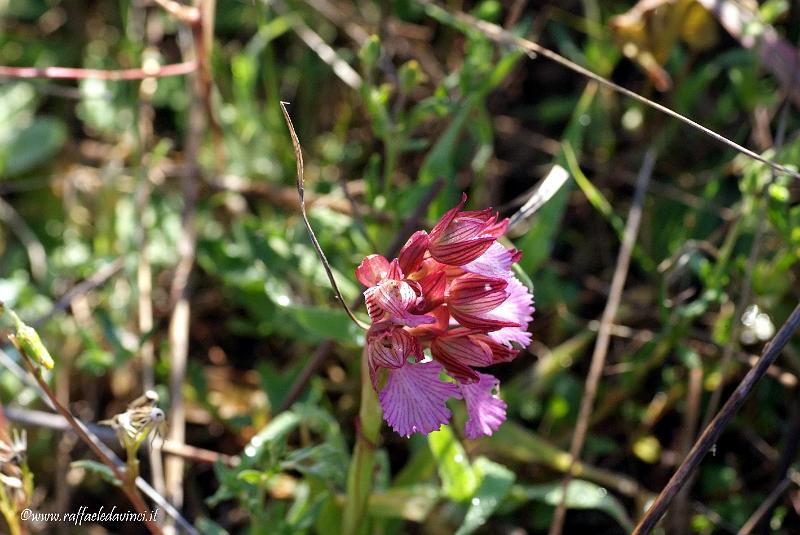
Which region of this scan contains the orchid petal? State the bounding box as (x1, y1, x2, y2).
(415, 271, 446, 313)
(379, 361, 460, 437)
(398, 231, 429, 275)
(356, 254, 390, 287)
(447, 275, 508, 313)
(486, 276, 534, 347)
(462, 242, 517, 279)
(368, 327, 421, 388)
(460, 373, 507, 439)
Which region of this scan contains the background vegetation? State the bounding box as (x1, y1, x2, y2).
(0, 0, 799, 533)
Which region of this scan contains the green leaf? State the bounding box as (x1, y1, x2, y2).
(427, 426, 477, 501)
(514, 479, 633, 531)
(2, 117, 66, 177)
(283, 304, 363, 344)
(286, 485, 329, 531)
(70, 460, 121, 487)
(418, 102, 473, 190)
(237, 469, 267, 485)
(393, 441, 436, 486)
(195, 517, 231, 535)
(368, 485, 440, 521)
(242, 411, 301, 466)
(455, 457, 515, 535)
(281, 443, 347, 486)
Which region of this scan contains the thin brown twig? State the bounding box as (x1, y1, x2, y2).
(737, 471, 796, 535)
(414, 0, 800, 180)
(10, 341, 163, 535)
(53, 318, 74, 535)
(280, 101, 369, 331)
(206, 175, 390, 222)
(194, 0, 224, 170)
(632, 302, 800, 534)
(0, 62, 196, 81)
(549, 149, 655, 535)
(278, 340, 336, 413)
(136, 2, 166, 502)
(752, 384, 800, 534)
(301, 0, 370, 45)
(672, 365, 704, 533)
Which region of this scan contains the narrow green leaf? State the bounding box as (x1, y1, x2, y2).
(242, 411, 301, 465)
(195, 517, 231, 535)
(281, 444, 347, 486)
(2, 117, 67, 177)
(455, 457, 515, 535)
(427, 426, 477, 501)
(513, 479, 633, 531)
(70, 460, 121, 487)
(368, 485, 440, 521)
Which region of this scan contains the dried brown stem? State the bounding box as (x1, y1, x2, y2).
(549, 149, 655, 535)
(0, 349, 197, 534)
(273, 0, 362, 90)
(165, 0, 212, 518)
(737, 471, 795, 535)
(672, 366, 704, 533)
(136, 2, 165, 502)
(0, 62, 196, 80)
(206, 175, 389, 222)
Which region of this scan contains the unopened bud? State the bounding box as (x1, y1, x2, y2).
(3, 307, 54, 369)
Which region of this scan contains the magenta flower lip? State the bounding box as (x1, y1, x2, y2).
(356, 194, 535, 438)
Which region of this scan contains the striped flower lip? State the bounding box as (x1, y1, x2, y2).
(356, 194, 534, 438)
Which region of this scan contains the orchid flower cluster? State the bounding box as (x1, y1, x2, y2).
(356, 195, 534, 438)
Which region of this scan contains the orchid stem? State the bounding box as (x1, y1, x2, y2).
(342, 347, 383, 534)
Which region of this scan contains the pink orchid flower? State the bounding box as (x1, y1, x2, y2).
(355, 194, 534, 439)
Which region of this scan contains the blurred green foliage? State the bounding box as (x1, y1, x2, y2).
(0, 0, 799, 534)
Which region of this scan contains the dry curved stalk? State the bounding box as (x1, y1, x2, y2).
(280, 101, 369, 331)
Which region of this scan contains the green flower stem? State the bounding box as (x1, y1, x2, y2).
(342, 347, 383, 534)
